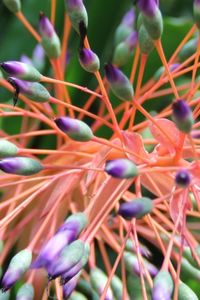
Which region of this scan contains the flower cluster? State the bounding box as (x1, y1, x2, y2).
(0, 0, 200, 299)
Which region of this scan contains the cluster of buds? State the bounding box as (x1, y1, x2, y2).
(1, 0, 200, 299)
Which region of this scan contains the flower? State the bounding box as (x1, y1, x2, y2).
(0, 157, 43, 176)
(118, 197, 153, 219)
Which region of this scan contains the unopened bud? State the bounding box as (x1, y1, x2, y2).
(47, 240, 86, 279)
(125, 239, 151, 258)
(62, 272, 81, 299)
(54, 117, 93, 141)
(178, 38, 197, 62)
(39, 12, 61, 58)
(152, 271, 174, 300)
(124, 251, 158, 277)
(0, 61, 42, 81)
(138, 0, 163, 40)
(175, 169, 191, 187)
(138, 24, 154, 55)
(113, 32, 138, 66)
(178, 282, 198, 300)
(78, 48, 100, 73)
(114, 8, 135, 46)
(1, 249, 32, 291)
(118, 197, 153, 220)
(0, 139, 18, 158)
(0, 157, 43, 176)
(69, 291, 87, 300)
(65, 0, 88, 34)
(111, 275, 130, 300)
(104, 64, 134, 101)
(61, 243, 90, 284)
(3, 0, 21, 13)
(32, 213, 87, 269)
(16, 283, 34, 300)
(181, 258, 200, 281)
(172, 99, 194, 133)
(194, 0, 200, 29)
(0, 290, 10, 300)
(153, 64, 180, 81)
(90, 267, 114, 300)
(105, 158, 138, 179)
(8, 77, 50, 103)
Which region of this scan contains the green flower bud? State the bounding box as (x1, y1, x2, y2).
(152, 271, 174, 300)
(138, 24, 154, 55)
(104, 63, 134, 101)
(141, 8, 163, 40)
(178, 282, 198, 300)
(39, 13, 61, 59)
(0, 157, 43, 176)
(0, 290, 10, 300)
(16, 283, 34, 300)
(181, 257, 200, 281)
(90, 267, 114, 299)
(69, 291, 87, 300)
(111, 275, 130, 300)
(65, 0, 88, 34)
(3, 0, 21, 13)
(194, 1, 200, 29)
(178, 38, 197, 62)
(0, 139, 18, 158)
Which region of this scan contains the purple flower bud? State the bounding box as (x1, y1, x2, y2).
(0, 61, 42, 81)
(90, 267, 114, 300)
(124, 251, 158, 277)
(125, 239, 152, 258)
(137, 0, 163, 40)
(47, 240, 86, 280)
(122, 8, 135, 27)
(32, 44, 45, 71)
(63, 272, 81, 299)
(138, 0, 158, 17)
(105, 158, 138, 179)
(32, 230, 76, 269)
(118, 197, 153, 220)
(0, 157, 43, 176)
(113, 32, 138, 66)
(32, 213, 87, 270)
(3, 0, 21, 13)
(54, 117, 93, 142)
(0, 139, 18, 158)
(104, 64, 134, 101)
(138, 24, 154, 54)
(39, 12, 54, 38)
(56, 212, 88, 235)
(78, 48, 100, 73)
(39, 12, 61, 59)
(152, 271, 174, 300)
(114, 8, 135, 45)
(16, 283, 34, 300)
(153, 63, 180, 80)
(172, 100, 194, 133)
(8, 77, 50, 103)
(20, 55, 33, 66)
(65, 0, 88, 34)
(61, 243, 90, 285)
(1, 249, 32, 292)
(175, 169, 191, 187)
